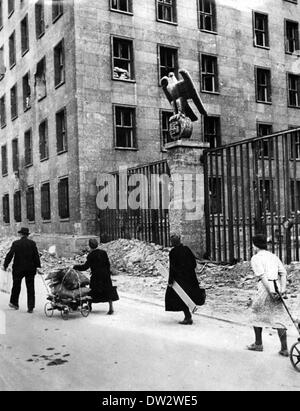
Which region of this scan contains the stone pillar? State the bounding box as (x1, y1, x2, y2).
(166, 139, 210, 258)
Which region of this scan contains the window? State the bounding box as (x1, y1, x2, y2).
(159, 46, 178, 79)
(2, 194, 10, 223)
(112, 37, 134, 80)
(9, 31, 16, 68)
(56, 108, 67, 153)
(110, 0, 132, 13)
(285, 20, 299, 53)
(255, 67, 271, 103)
(201, 54, 219, 93)
(209, 177, 222, 214)
(12, 138, 18, 172)
(14, 191, 21, 222)
(114, 105, 136, 148)
(157, 0, 177, 24)
(10, 84, 17, 119)
(39, 119, 48, 160)
(0, 1, 3, 29)
(26, 186, 35, 222)
(290, 129, 300, 159)
(24, 129, 32, 167)
(52, 0, 63, 22)
(288, 73, 300, 107)
(54, 39, 65, 87)
(21, 14, 29, 55)
(0, 95, 6, 127)
(22, 72, 31, 110)
(259, 179, 273, 213)
(8, 0, 14, 16)
(198, 0, 216, 32)
(0, 45, 4, 80)
(161, 110, 172, 146)
(257, 123, 273, 158)
(58, 177, 69, 219)
(41, 182, 51, 220)
(1, 144, 7, 175)
(253, 12, 269, 48)
(204, 116, 221, 148)
(35, 57, 46, 100)
(35, 0, 45, 38)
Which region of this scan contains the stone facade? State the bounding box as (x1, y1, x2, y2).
(0, 0, 299, 253)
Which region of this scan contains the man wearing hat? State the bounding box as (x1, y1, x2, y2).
(3, 227, 41, 313)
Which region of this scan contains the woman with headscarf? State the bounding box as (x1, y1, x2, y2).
(73, 239, 119, 314)
(247, 234, 289, 356)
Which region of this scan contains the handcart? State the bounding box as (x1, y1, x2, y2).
(278, 294, 300, 372)
(40, 268, 92, 320)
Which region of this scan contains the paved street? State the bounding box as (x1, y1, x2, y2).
(0, 276, 299, 391)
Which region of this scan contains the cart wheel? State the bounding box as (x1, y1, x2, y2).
(61, 307, 69, 320)
(44, 302, 54, 318)
(80, 303, 90, 318)
(290, 342, 300, 372)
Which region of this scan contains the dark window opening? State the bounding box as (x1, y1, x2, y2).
(9, 31, 16, 68)
(2, 194, 10, 223)
(23, 72, 31, 110)
(157, 0, 177, 23)
(10, 84, 18, 119)
(209, 177, 223, 214)
(201, 54, 219, 93)
(290, 130, 300, 159)
(159, 46, 178, 79)
(112, 37, 134, 80)
(1, 144, 7, 175)
(256, 67, 271, 103)
(35, 57, 46, 100)
(288, 73, 300, 107)
(26, 187, 35, 222)
(24, 129, 32, 167)
(254, 12, 269, 47)
(115, 106, 136, 148)
(39, 120, 48, 160)
(52, 0, 63, 21)
(54, 39, 65, 87)
(21, 14, 29, 55)
(257, 123, 273, 158)
(35, 0, 45, 38)
(12, 138, 19, 172)
(285, 20, 299, 53)
(0, 46, 5, 80)
(204, 116, 221, 148)
(0, 95, 6, 127)
(110, 0, 132, 13)
(198, 0, 216, 32)
(14, 191, 21, 222)
(58, 177, 69, 219)
(56, 108, 67, 153)
(41, 182, 51, 220)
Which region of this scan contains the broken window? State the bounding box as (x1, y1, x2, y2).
(256, 67, 271, 103)
(41, 182, 51, 220)
(254, 12, 269, 48)
(161, 110, 173, 146)
(201, 54, 219, 93)
(0, 94, 6, 127)
(52, 0, 63, 22)
(21, 14, 29, 54)
(58, 177, 69, 219)
(157, 0, 177, 23)
(3, 194, 10, 223)
(112, 37, 134, 80)
(288, 73, 300, 107)
(1, 144, 7, 176)
(10, 83, 18, 120)
(9, 31, 16, 68)
(26, 186, 35, 222)
(204, 116, 221, 148)
(54, 39, 65, 87)
(39, 119, 49, 160)
(114, 106, 136, 148)
(12, 138, 18, 172)
(35, 0, 45, 38)
(24, 129, 32, 167)
(56, 108, 67, 153)
(22, 72, 31, 111)
(14, 191, 21, 222)
(159, 46, 178, 79)
(35, 57, 46, 100)
(198, 0, 216, 32)
(111, 0, 132, 13)
(285, 20, 299, 53)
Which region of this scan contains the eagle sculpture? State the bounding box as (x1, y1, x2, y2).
(160, 69, 207, 122)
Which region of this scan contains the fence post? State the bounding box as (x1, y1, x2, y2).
(165, 139, 210, 258)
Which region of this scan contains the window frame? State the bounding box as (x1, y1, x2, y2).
(10, 83, 18, 120)
(255, 66, 272, 104)
(35, 56, 47, 101)
(158, 44, 179, 83)
(156, 0, 177, 25)
(110, 0, 133, 15)
(160, 109, 173, 149)
(9, 31, 16, 69)
(13, 190, 21, 223)
(200, 53, 219, 94)
(0, 94, 6, 128)
(287, 72, 300, 108)
(21, 14, 29, 56)
(256, 122, 274, 159)
(39, 119, 49, 161)
(12, 137, 19, 172)
(22, 71, 31, 111)
(2, 193, 10, 224)
(26, 186, 35, 222)
(24, 128, 33, 167)
(285, 19, 299, 54)
(56, 107, 67, 154)
(58, 176, 70, 220)
(113, 104, 137, 150)
(198, 0, 217, 33)
(253, 11, 269, 49)
(1, 144, 7, 176)
(54, 39, 65, 88)
(35, 0, 45, 39)
(52, 0, 64, 23)
(8, 0, 14, 17)
(204, 116, 221, 148)
(111, 35, 135, 82)
(41, 181, 51, 221)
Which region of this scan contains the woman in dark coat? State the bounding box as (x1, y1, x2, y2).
(73, 239, 119, 314)
(165, 234, 203, 325)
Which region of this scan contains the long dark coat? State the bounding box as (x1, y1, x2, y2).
(165, 244, 203, 311)
(4, 237, 41, 276)
(73, 249, 119, 303)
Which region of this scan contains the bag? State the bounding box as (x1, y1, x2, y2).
(0, 268, 12, 295)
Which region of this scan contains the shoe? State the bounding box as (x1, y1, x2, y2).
(9, 303, 19, 310)
(179, 318, 193, 325)
(27, 309, 33, 313)
(107, 310, 114, 315)
(246, 343, 263, 352)
(278, 349, 289, 357)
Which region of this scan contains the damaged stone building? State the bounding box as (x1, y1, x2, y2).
(0, 0, 299, 253)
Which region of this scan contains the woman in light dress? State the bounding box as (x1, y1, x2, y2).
(247, 234, 289, 357)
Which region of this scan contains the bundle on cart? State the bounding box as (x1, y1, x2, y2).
(45, 267, 90, 297)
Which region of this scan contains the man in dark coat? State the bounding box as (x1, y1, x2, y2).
(73, 239, 119, 314)
(3, 227, 41, 313)
(165, 234, 203, 325)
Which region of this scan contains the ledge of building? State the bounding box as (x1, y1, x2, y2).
(31, 233, 99, 258)
(165, 139, 210, 150)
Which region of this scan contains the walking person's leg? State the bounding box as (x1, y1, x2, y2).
(277, 328, 289, 356)
(179, 306, 193, 325)
(107, 300, 114, 315)
(9, 273, 23, 309)
(25, 274, 35, 313)
(247, 326, 263, 351)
